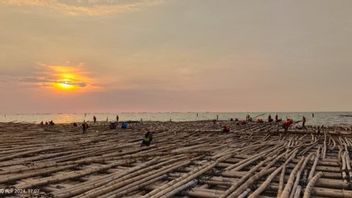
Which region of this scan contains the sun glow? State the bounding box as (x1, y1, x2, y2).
(53, 80, 75, 90)
(46, 66, 94, 92)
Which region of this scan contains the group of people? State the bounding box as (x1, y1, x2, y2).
(93, 115, 119, 124)
(38, 113, 314, 150)
(91, 115, 153, 146)
(224, 114, 310, 132)
(39, 120, 55, 126)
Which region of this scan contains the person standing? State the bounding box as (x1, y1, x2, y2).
(82, 121, 89, 133)
(302, 116, 307, 129)
(116, 115, 119, 123)
(93, 116, 97, 124)
(268, 115, 273, 122)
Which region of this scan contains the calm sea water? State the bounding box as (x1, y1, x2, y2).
(0, 112, 352, 126)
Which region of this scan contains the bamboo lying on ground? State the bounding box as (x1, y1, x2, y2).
(290, 153, 314, 198)
(0, 121, 351, 198)
(280, 157, 305, 198)
(308, 147, 320, 180)
(303, 172, 323, 198)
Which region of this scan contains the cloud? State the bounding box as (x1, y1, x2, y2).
(0, 0, 162, 15)
(19, 65, 96, 91)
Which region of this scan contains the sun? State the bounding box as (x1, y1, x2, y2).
(46, 66, 93, 92)
(53, 80, 75, 91)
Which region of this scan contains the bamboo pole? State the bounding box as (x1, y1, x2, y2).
(303, 172, 323, 198)
(248, 166, 283, 198)
(280, 157, 305, 198)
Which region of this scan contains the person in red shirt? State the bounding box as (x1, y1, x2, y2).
(283, 118, 293, 132)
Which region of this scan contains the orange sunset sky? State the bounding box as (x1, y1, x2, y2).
(0, 0, 351, 113)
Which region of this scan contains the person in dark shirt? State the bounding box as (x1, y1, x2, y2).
(302, 116, 307, 129)
(268, 115, 273, 122)
(141, 132, 153, 146)
(82, 122, 89, 133)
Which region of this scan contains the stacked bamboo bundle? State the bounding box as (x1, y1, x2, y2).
(0, 120, 351, 197)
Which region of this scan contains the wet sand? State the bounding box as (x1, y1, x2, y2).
(0, 121, 352, 197)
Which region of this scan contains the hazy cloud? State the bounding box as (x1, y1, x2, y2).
(17, 65, 95, 91)
(0, 0, 162, 15)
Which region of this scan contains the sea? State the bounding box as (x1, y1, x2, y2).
(0, 112, 352, 126)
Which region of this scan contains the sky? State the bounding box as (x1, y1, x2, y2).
(0, 0, 352, 113)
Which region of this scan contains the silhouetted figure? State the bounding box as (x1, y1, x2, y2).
(39, 121, 44, 126)
(216, 115, 219, 121)
(312, 113, 315, 118)
(93, 116, 97, 124)
(45, 121, 49, 125)
(109, 122, 117, 129)
(268, 115, 273, 122)
(275, 114, 282, 122)
(302, 116, 307, 129)
(230, 118, 234, 121)
(116, 115, 119, 122)
(121, 122, 128, 129)
(257, 119, 264, 123)
(234, 118, 239, 122)
(283, 118, 293, 132)
(82, 122, 89, 133)
(49, 120, 55, 126)
(246, 115, 253, 122)
(73, 122, 78, 127)
(141, 132, 153, 146)
(223, 125, 230, 132)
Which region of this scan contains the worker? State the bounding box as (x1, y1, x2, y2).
(49, 120, 55, 126)
(246, 115, 253, 122)
(268, 115, 273, 122)
(223, 125, 230, 132)
(121, 122, 128, 129)
(116, 115, 119, 123)
(109, 122, 117, 129)
(257, 119, 264, 123)
(283, 118, 293, 132)
(93, 116, 97, 124)
(275, 114, 282, 122)
(141, 131, 153, 146)
(302, 116, 307, 129)
(82, 122, 89, 133)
